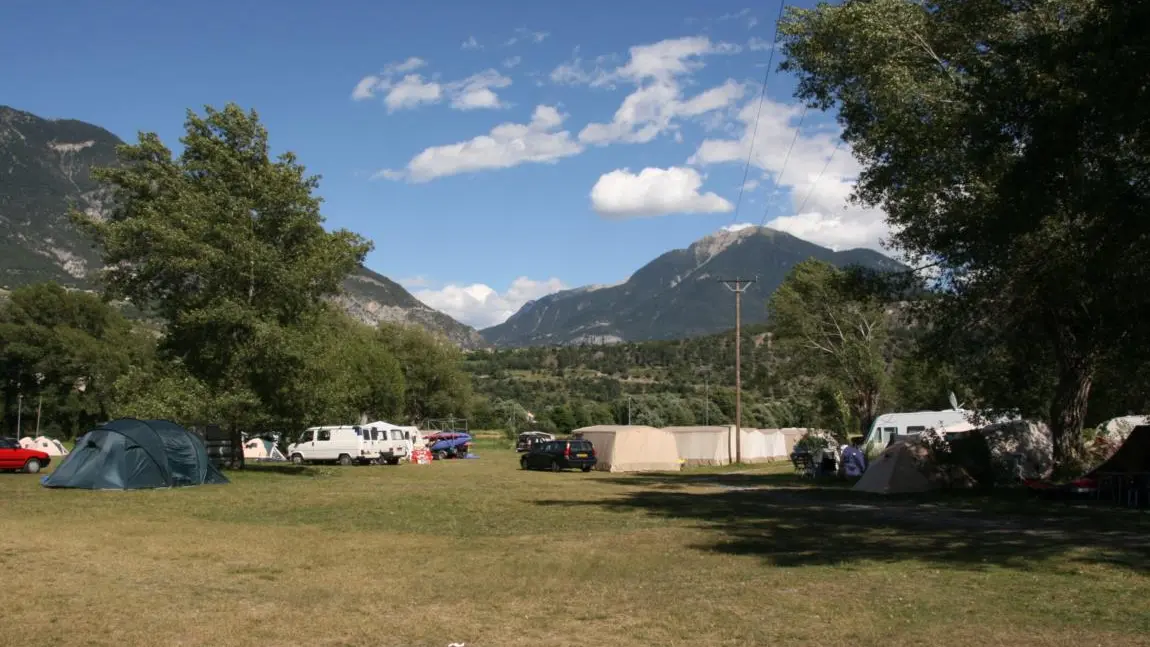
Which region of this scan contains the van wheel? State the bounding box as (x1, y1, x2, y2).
(338, 454, 353, 466)
(291, 454, 304, 465)
(550, 460, 562, 473)
(23, 458, 41, 474)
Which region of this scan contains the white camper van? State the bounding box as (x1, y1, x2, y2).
(359, 421, 412, 465)
(863, 410, 973, 448)
(288, 426, 386, 465)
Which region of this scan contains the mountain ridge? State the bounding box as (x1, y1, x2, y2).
(482, 225, 903, 347)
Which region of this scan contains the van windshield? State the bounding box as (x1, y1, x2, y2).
(297, 431, 313, 443)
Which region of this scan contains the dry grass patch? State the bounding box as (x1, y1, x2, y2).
(1, 450, 1148, 646)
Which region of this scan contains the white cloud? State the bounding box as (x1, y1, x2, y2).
(505, 27, 549, 47)
(378, 105, 583, 182)
(447, 69, 513, 110)
(563, 37, 745, 146)
(384, 74, 442, 112)
(353, 64, 513, 112)
(461, 36, 481, 50)
(503, 56, 522, 69)
(689, 97, 888, 251)
(747, 37, 773, 52)
(590, 166, 734, 218)
(722, 222, 755, 232)
(414, 276, 566, 328)
(351, 57, 428, 101)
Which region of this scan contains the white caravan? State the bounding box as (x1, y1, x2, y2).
(863, 410, 974, 448)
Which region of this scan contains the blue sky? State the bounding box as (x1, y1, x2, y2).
(1, 0, 886, 329)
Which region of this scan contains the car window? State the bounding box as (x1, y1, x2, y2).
(317, 429, 331, 442)
(0, 438, 16, 449)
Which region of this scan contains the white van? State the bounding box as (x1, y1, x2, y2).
(863, 410, 973, 448)
(359, 422, 411, 465)
(288, 426, 377, 466)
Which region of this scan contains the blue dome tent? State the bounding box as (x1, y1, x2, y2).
(42, 418, 229, 490)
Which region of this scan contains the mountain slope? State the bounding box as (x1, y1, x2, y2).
(0, 105, 485, 348)
(482, 226, 904, 347)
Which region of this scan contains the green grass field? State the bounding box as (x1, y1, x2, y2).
(2, 444, 1148, 647)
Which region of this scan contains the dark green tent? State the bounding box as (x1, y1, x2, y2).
(42, 418, 229, 490)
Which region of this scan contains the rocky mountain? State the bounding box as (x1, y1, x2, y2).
(482, 226, 905, 347)
(0, 105, 486, 349)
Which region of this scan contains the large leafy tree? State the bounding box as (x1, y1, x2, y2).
(76, 104, 371, 429)
(0, 283, 147, 437)
(377, 323, 472, 423)
(768, 260, 891, 439)
(779, 0, 1150, 465)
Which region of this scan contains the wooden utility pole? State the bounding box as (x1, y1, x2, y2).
(719, 278, 755, 463)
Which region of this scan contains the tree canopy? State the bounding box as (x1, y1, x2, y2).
(779, 0, 1150, 465)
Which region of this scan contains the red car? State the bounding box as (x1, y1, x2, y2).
(0, 437, 51, 473)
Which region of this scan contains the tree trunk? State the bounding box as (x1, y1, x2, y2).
(1048, 359, 1094, 468)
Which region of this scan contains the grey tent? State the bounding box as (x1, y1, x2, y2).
(42, 418, 229, 490)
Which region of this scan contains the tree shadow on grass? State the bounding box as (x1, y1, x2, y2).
(539, 475, 1150, 572)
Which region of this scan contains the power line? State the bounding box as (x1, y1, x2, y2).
(793, 139, 843, 216)
(758, 104, 809, 228)
(729, 0, 789, 225)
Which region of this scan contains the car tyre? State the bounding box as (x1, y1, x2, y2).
(550, 460, 561, 473)
(338, 454, 353, 466)
(387, 457, 400, 465)
(520, 457, 529, 470)
(23, 458, 41, 474)
(435, 450, 447, 461)
(581, 466, 592, 473)
(291, 454, 304, 465)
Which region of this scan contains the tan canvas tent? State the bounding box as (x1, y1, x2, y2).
(736, 429, 788, 463)
(666, 426, 731, 466)
(574, 425, 681, 473)
(853, 441, 934, 494)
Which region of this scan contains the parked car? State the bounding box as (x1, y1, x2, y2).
(520, 439, 597, 472)
(516, 431, 554, 452)
(0, 437, 51, 473)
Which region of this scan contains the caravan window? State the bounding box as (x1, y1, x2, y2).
(371, 429, 381, 441)
(404, 431, 411, 440)
(391, 430, 404, 441)
(906, 426, 926, 434)
(317, 429, 331, 442)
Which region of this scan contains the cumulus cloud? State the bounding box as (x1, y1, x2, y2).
(414, 276, 566, 329)
(689, 98, 888, 251)
(461, 36, 481, 50)
(352, 64, 513, 112)
(383, 74, 443, 112)
(590, 166, 734, 218)
(447, 69, 513, 110)
(502, 56, 522, 69)
(554, 37, 746, 146)
(377, 105, 583, 182)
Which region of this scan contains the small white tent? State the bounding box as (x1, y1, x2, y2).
(574, 425, 681, 473)
(26, 436, 68, 456)
(853, 442, 934, 494)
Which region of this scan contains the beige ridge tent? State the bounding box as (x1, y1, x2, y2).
(574, 425, 682, 473)
(853, 441, 934, 494)
(736, 429, 788, 463)
(666, 426, 731, 466)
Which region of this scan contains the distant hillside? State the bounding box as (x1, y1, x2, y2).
(482, 226, 905, 347)
(0, 105, 485, 348)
